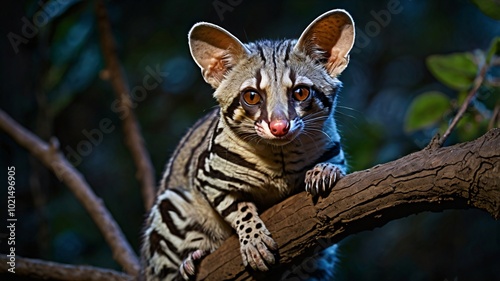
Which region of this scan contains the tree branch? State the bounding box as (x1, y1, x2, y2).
(439, 59, 489, 146)
(0, 255, 132, 281)
(0, 109, 140, 276)
(95, 0, 156, 211)
(197, 128, 500, 280)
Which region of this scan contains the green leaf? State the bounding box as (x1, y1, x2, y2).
(486, 36, 500, 64)
(426, 52, 478, 91)
(456, 113, 485, 142)
(470, 0, 500, 20)
(405, 91, 451, 132)
(457, 90, 468, 105)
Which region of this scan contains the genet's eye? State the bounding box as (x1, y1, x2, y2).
(242, 90, 262, 105)
(292, 86, 310, 101)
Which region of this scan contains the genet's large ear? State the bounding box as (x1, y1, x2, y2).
(189, 23, 248, 88)
(295, 9, 355, 77)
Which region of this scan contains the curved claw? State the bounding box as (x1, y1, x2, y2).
(179, 249, 209, 280)
(304, 163, 344, 196)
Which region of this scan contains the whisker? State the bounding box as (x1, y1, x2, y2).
(305, 128, 333, 141)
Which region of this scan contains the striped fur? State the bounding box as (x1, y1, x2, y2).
(142, 9, 355, 280)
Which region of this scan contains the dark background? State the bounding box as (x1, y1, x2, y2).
(1, 0, 499, 280)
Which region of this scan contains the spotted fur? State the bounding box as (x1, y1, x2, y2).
(141, 9, 355, 280)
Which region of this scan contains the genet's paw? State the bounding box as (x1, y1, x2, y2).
(238, 223, 278, 272)
(305, 163, 345, 196)
(179, 249, 208, 280)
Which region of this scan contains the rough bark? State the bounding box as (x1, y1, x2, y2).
(197, 128, 500, 280)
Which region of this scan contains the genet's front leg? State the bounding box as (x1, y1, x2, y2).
(228, 202, 278, 271)
(207, 190, 278, 271)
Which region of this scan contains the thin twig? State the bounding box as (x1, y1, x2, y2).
(95, 0, 156, 210)
(438, 62, 489, 146)
(0, 109, 140, 276)
(0, 255, 133, 281)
